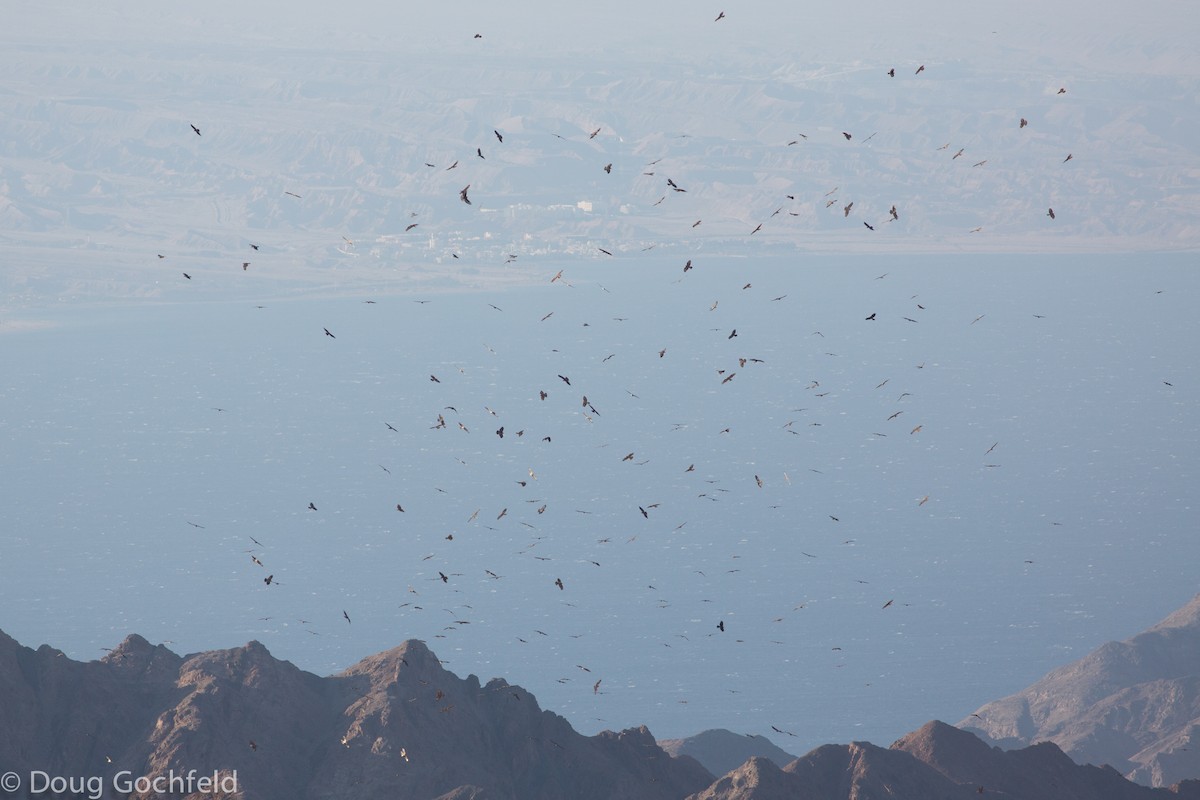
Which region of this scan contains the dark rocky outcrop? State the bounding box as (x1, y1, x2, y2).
(0, 631, 711, 800)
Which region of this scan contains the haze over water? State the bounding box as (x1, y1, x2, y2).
(3, 252, 1197, 752)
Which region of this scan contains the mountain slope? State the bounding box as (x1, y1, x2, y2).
(959, 594, 1200, 787)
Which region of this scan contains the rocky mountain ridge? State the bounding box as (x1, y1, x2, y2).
(4, 623, 1200, 800)
(0, 629, 712, 800)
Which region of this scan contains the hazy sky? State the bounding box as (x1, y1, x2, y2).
(9, 0, 1197, 69)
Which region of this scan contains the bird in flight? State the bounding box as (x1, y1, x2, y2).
(343, 610, 352, 624)
(714, 11, 725, 21)
(555, 578, 564, 590)
(1020, 118, 1029, 128)
(915, 64, 925, 74)
(190, 124, 201, 136)
(888, 68, 895, 77)
(460, 185, 471, 205)
(324, 328, 335, 338)
(589, 127, 601, 139)
(1047, 208, 1056, 219)
(494, 129, 503, 142)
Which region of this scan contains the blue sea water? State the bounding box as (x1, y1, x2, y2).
(1, 251, 1197, 755)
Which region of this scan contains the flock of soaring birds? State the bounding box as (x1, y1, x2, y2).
(148, 10, 1089, 748)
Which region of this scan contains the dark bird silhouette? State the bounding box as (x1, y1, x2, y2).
(1047, 207, 1056, 219)
(242, 262, 250, 270)
(890, 205, 898, 220)
(638, 506, 649, 519)
(430, 374, 440, 383)
(728, 329, 737, 339)
(843, 202, 854, 217)
(264, 575, 274, 586)
(249, 740, 257, 751)
(249, 243, 259, 250)
(1057, 87, 1066, 94)
(445, 160, 458, 170)
(496, 426, 504, 438)
(284, 191, 302, 198)
(888, 68, 895, 77)
(555, 578, 564, 590)
(494, 129, 503, 142)
(915, 64, 925, 74)
(864, 222, 874, 231)
(1020, 117, 1028, 128)
(604, 163, 612, 174)
(558, 374, 571, 385)
(324, 328, 335, 338)
(715, 11, 725, 21)
(476, 147, 485, 159)
(182, 273, 191, 280)
(750, 223, 762, 235)
(683, 259, 693, 272)
(308, 502, 317, 511)
(405, 223, 419, 232)
(343, 610, 352, 624)
(865, 313, 876, 321)
(439, 572, 449, 583)
(598, 248, 613, 256)
(717, 620, 725, 632)
(589, 127, 601, 139)
(190, 124, 201, 136)
(1063, 153, 1073, 163)
(460, 184, 471, 204)
(474, 33, 482, 38)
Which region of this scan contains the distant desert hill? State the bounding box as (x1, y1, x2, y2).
(658, 729, 798, 778)
(959, 593, 1200, 788)
(687, 721, 1200, 800)
(0, 629, 712, 800)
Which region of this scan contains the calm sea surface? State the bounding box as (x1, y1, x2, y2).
(2, 251, 1197, 753)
